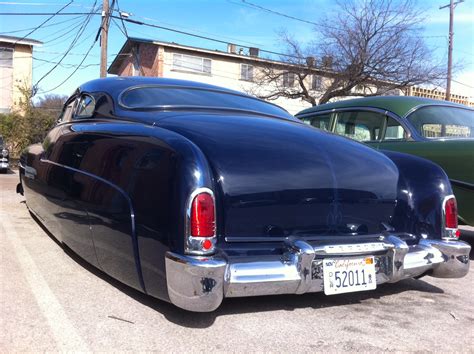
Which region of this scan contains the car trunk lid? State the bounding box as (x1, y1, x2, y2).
(158, 113, 399, 239)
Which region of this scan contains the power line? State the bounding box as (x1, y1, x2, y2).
(38, 34, 99, 94)
(114, 0, 144, 76)
(228, 0, 319, 26)
(33, 1, 99, 92)
(39, 15, 92, 44)
(127, 11, 265, 48)
(111, 18, 126, 37)
(33, 56, 99, 69)
(35, 49, 101, 57)
(0, 14, 84, 35)
(0, 12, 99, 15)
(37, 1, 119, 93)
(452, 79, 474, 89)
(110, 15, 305, 61)
(454, 49, 474, 56)
(0, 2, 91, 6)
(229, 0, 446, 41)
(2, 8, 303, 61)
(36, 49, 99, 94)
(11, 0, 74, 45)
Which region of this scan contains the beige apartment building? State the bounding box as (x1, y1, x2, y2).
(108, 38, 333, 114)
(108, 37, 473, 113)
(405, 86, 474, 108)
(0, 35, 42, 114)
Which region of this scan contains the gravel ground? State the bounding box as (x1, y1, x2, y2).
(1, 170, 473, 352)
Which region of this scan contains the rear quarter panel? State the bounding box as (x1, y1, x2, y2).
(378, 140, 474, 225)
(51, 120, 214, 300)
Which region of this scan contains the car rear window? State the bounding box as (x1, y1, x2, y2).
(119, 85, 292, 118)
(407, 106, 474, 139)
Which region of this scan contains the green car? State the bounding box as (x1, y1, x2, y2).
(296, 96, 474, 226)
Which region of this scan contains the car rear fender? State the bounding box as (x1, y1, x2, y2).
(382, 150, 452, 239)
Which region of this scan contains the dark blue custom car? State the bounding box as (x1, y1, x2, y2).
(18, 77, 470, 312)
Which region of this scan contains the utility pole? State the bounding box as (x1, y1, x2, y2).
(100, 0, 110, 78)
(439, 0, 464, 101)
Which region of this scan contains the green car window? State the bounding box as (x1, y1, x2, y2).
(335, 111, 385, 142)
(383, 117, 406, 141)
(302, 113, 331, 131)
(407, 106, 474, 139)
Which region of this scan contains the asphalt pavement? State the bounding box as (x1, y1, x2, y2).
(1, 170, 473, 352)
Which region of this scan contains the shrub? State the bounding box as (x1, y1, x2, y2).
(0, 87, 59, 158)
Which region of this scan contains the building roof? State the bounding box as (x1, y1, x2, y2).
(296, 95, 471, 118)
(0, 35, 43, 47)
(108, 37, 331, 75)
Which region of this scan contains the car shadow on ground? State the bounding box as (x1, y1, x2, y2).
(66, 245, 446, 328)
(28, 210, 448, 328)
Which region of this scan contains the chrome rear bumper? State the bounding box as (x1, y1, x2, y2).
(165, 236, 471, 312)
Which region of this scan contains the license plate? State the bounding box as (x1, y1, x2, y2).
(323, 257, 376, 295)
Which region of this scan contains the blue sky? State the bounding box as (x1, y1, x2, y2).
(1, 0, 473, 99)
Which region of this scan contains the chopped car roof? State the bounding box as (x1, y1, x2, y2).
(79, 77, 252, 98)
(296, 96, 470, 118)
(76, 76, 293, 119)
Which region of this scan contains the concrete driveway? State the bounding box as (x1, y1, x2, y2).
(1, 171, 473, 352)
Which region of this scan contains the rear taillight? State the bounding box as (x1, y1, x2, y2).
(186, 188, 216, 255)
(442, 195, 460, 239)
(191, 193, 216, 237)
(444, 197, 458, 229)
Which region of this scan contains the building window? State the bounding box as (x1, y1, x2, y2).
(173, 53, 211, 75)
(0, 47, 13, 68)
(311, 75, 322, 91)
(282, 72, 295, 87)
(240, 63, 253, 81)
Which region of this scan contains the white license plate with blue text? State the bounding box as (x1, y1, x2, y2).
(323, 257, 377, 295)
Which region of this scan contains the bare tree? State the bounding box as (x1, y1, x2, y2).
(35, 94, 68, 114)
(250, 0, 445, 105)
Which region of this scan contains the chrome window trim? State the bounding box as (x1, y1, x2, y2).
(185, 187, 217, 256)
(299, 106, 412, 142)
(74, 93, 96, 120)
(441, 194, 458, 240)
(402, 103, 474, 120)
(57, 96, 78, 124)
(403, 104, 474, 141)
(118, 84, 289, 114)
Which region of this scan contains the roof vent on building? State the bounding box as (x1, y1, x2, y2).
(306, 56, 316, 67)
(249, 47, 259, 57)
(227, 43, 237, 54)
(322, 56, 333, 69)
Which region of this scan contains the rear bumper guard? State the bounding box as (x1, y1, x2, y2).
(165, 236, 470, 312)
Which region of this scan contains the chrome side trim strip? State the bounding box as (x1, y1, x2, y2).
(38, 158, 147, 293)
(450, 179, 474, 191)
(225, 234, 385, 243)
